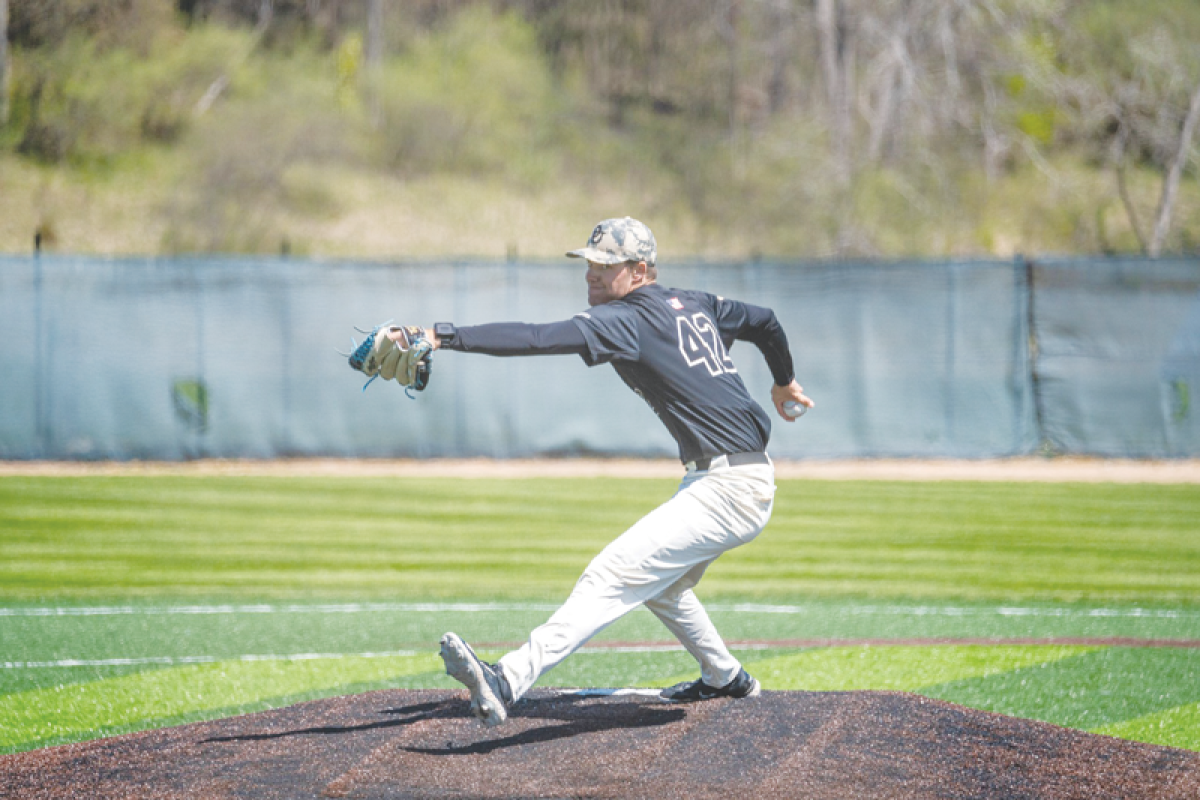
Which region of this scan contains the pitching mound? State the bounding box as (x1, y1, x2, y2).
(2, 689, 1198, 799)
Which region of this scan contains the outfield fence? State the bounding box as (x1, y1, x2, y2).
(1, 255, 1198, 460)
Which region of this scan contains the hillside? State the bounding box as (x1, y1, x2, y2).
(2, 0, 1199, 259)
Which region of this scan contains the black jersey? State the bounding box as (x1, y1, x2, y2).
(570, 283, 787, 464)
(447, 282, 795, 465)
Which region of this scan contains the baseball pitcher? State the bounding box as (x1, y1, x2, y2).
(349, 217, 812, 725)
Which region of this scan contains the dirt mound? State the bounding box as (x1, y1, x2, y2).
(2, 689, 1197, 799)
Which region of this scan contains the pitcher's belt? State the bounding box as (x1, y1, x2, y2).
(686, 452, 770, 473)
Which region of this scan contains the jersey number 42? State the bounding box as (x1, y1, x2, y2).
(676, 313, 737, 377)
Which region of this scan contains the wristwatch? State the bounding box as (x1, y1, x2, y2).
(433, 322, 458, 347)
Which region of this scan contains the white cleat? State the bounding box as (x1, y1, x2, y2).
(439, 632, 513, 727)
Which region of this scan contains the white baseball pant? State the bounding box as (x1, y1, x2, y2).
(497, 456, 776, 700)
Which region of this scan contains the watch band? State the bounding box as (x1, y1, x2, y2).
(434, 322, 458, 346)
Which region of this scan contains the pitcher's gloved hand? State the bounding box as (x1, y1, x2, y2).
(349, 324, 433, 391)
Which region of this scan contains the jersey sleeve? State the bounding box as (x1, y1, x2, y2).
(712, 296, 796, 387)
(448, 320, 588, 356)
(569, 303, 641, 367)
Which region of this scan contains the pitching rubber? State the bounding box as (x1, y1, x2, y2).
(439, 632, 509, 727)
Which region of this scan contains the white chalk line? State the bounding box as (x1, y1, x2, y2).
(12, 634, 1199, 671)
(0, 603, 560, 617)
(2, 643, 688, 670)
(737, 604, 1194, 619)
(0, 602, 1193, 619)
(3, 651, 422, 669)
(4, 602, 1194, 671)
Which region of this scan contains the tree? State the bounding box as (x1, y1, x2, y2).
(1150, 81, 1200, 256)
(817, 0, 853, 188)
(1, 0, 9, 126)
(1025, 1, 1200, 255)
(364, 0, 382, 124)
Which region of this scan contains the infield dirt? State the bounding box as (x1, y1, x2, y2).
(2, 688, 1198, 799)
(3, 456, 1200, 482)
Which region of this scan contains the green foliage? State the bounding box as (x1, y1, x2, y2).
(4, 0, 1200, 256)
(10, 17, 250, 164)
(1042, 1, 1200, 164)
(7, 0, 175, 50)
(157, 7, 585, 251)
(372, 7, 564, 185)
(1016, 108, 1058, 146)
(1062, 0, 1200, 84)
(161, 41, 364, 253)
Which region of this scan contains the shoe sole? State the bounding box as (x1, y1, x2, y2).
(439, 633, 508, 727)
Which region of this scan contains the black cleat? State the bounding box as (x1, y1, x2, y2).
(660, 667, 761, 703)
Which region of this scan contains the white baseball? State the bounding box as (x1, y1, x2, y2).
(783, 400, 807, 418)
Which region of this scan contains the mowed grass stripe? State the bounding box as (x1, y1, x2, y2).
(0, 653, 447, 752)
(736, 645, 1097, 692)
(923, 647, 1200, 732)
(3, 477, 1200, 602)
(1096, 702, 1200, 751)
(0, 476, 646, 600)
(754, 481, 1200, 601)
(0, 645, 1106, 753)
(2, 475, 1199, 752)
(7, 644, 1199, 754)
(739, 644, 1200, 750)
(6, 601, 1199, 684)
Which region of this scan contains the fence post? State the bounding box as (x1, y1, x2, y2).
(280, 263, 292, 455)
(33, 253, 48, 456)
(944, 262, 957, 452)
(453, 261, 468, 456)
(1022, 255, 1051, 454)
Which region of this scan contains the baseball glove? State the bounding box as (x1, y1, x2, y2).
(349, 324, 433, 392)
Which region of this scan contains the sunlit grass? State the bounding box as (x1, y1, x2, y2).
(2, 475, 1199, 754)
(3, 477, 1198, 603)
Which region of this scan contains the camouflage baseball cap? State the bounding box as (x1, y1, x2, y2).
(566, 217, 657, 266)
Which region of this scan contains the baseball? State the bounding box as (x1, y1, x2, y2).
(783, 400, 807, 418)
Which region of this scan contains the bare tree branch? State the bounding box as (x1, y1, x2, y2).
(364, 0, 384, 126)
(194, 0, 274, 118)
(1111, 114, 1148, 254)
(937, 1, 961, 119)
(0, 0, 9, 126)
(1150, 80, 1200, 257)
(365, 0, 383, 67)
(818, 0, 853, 187)
(865, 9, 917, 165)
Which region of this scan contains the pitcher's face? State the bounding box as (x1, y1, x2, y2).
(585, 260, 642, 306)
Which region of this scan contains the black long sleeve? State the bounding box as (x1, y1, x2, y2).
(444, 300, 794, 385)
(714, 300, 795, 387)
(739, 304, 796, 387)
(445, 320, 589, 356)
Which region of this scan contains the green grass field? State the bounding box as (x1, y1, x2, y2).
(2, 475, 1199, 755)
